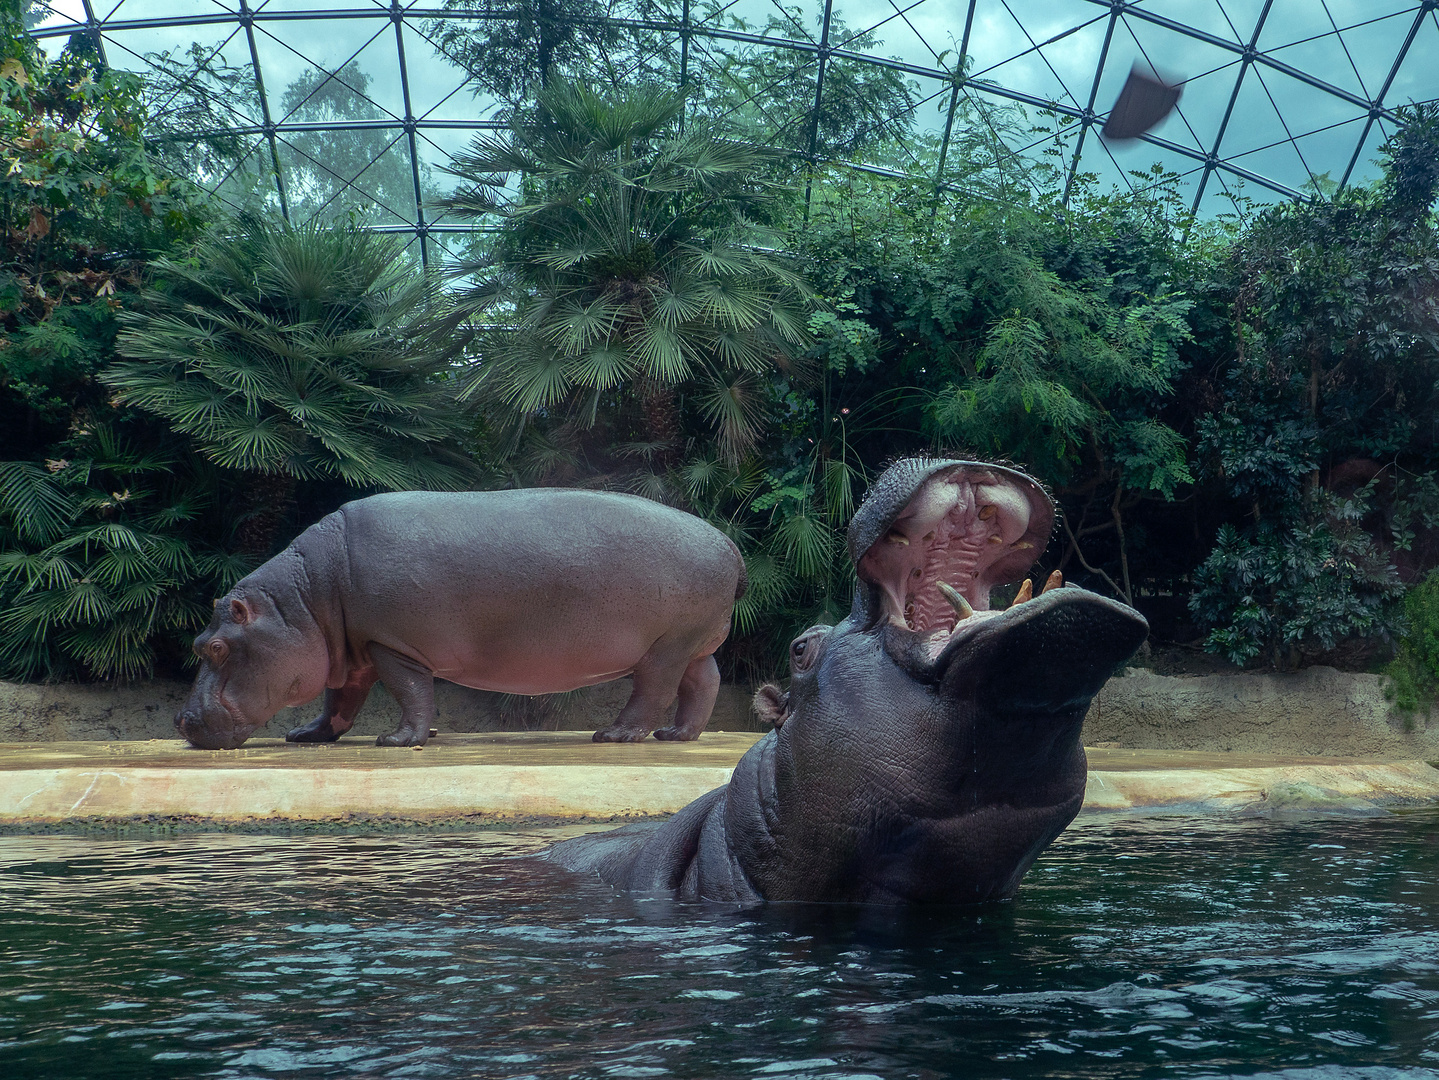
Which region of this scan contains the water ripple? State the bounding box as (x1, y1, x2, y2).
(1, 813, 1438, 1077)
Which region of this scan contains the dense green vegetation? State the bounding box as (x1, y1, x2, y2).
(4, 9, 1439, 706)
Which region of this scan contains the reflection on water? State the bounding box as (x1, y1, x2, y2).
(1, 814, 1438, 1079)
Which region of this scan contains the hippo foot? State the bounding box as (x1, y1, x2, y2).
(652, 725, 700, 741)
(592, 726, 650, 743)
(286, 717, 343, 743)
(377, 729, 428, 747)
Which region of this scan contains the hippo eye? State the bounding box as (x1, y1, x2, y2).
(790, 636, 817, 673)
(207, 639, 229, 665)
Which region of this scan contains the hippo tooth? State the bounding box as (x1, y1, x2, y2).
(1042, 570, 1063, 593)
(936, 581, 973, 621)
(978, 504, 997, 520)
(987, 534, 1003, 544)
(886, 531, 910, 546)
(1013, 579, 1034, 605)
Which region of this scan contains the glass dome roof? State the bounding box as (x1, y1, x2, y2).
(26, 0, 1439, 265)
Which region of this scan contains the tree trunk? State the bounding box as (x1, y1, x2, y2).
(638, 380, 681, 467)
(234, 472, 297, 561)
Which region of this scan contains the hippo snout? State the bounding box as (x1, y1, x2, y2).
(175, 706, 249, 750)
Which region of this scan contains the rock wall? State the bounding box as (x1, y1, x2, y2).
(1084, 666, 1439, 758)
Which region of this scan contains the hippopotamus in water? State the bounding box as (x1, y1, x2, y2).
(547, 458, 1149, 905)
(176, 489, 746, 750)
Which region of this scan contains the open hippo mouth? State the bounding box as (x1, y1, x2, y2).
(845, 457, 1149, 721)
(851, 459, 1057, 650)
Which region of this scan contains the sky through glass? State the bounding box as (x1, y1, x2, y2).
(24, 0, 1439, 265)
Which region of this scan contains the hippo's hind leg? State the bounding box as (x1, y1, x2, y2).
(594, 638, 717, 743)
(593, 646, 687, 743)
(653, 654, 720, 741)
(369, 643, 435, 747)
(286, 669, 377, 743)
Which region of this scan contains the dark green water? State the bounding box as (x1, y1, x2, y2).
(2, 813, 1438, 1079)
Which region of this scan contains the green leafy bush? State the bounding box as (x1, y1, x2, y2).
(1385, 571, 1439, 726)
(1189, 508, 1402, 669)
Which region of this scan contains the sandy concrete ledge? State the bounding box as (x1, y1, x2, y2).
(0, 734, 1435, 830)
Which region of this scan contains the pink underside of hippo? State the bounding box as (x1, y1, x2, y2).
(176, 489, 747, 750)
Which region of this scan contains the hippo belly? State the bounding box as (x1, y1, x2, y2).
(340, 490, 738, 697)
(362, 580, 706, 696)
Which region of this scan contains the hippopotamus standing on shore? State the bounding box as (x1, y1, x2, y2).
(176, 489, 746, 750)
(548, 458, 1149, 905)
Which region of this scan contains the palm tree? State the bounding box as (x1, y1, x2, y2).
(105, 215, 476, 527)
(438, 79, 812, 463)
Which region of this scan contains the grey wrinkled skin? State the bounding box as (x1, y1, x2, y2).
(176, 490, 746, 750)
(546, 459, 1148, 905)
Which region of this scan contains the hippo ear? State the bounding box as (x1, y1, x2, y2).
(229, 597, 255, 626)
(753, 684, 791, 729)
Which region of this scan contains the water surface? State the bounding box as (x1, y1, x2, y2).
(2, 813, 1438, 1079)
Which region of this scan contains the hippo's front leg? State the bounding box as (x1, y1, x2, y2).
(286, 668, 377, 743)
(369, 644, 435, 747)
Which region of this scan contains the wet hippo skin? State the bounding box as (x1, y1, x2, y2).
(175, 489, 747, 750)
(547, 458, 1149, 905)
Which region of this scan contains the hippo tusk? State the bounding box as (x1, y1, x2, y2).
(1042, 570, 1063, 593)
(886, 531, 910, 546)
(1012, 579, 1034, 605)
(978, 504, 997, 520)
(936, 581, 974, 621)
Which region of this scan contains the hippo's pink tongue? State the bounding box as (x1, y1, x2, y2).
(853, 462, 1054, 634)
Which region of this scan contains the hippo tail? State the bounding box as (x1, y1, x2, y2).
(728, 538, 748, 600)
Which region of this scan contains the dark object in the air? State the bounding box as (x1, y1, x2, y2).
(174, 490, 746, 750)
(546, 458, 1149, 905)
(1102, 65, 1182, 140)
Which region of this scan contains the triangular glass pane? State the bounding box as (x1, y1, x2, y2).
(1302, 3, 1416, 99)
(27, 0, 86, 28)
(1203, 0, 1271, 44)
(1343, 115, 1395, 189)
(397, 20, 498, 123)
(254, 21, 405, 128)
(104, 28, 262, 128)
(1286, 111, 1371, 192)
(197, 133, 283, 217)
(1212, 71, 1306, 168)
(830, 0, 955, 72)
(1385, 13, 1439, 109)
(1260, 0, 1374, 102)
(277, 128, 416, 228)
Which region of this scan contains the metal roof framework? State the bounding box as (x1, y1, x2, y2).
(26, 0, 1439, 266)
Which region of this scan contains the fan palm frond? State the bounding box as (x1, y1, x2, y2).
(108, 216, 474, 492)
